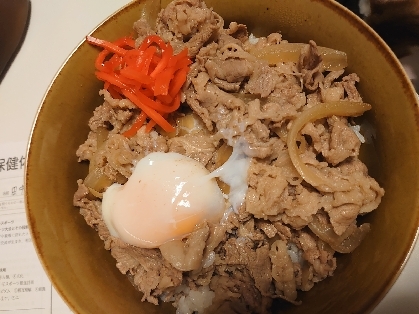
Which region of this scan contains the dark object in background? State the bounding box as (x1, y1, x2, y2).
(337, 0, 362, 16)
(0, 0, 30, 79)
(367, 0, 419, 58)
(338, 0, 419, 58)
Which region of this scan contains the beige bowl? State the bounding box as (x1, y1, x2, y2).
(25, 0, 419, 313)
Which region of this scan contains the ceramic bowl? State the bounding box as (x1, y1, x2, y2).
(25, 0, 419, 313)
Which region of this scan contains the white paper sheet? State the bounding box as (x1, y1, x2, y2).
(0, 141, 72, 313)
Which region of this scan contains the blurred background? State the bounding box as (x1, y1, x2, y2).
(337, 0, 419, 90)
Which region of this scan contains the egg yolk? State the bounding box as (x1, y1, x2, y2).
(101, 152, 225, 248)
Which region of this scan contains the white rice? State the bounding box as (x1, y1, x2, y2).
(287, 242, 303, 265)
(202, 251, 216, 268)
(176, 285, 215, 314)
(248, 33, 259, 44)
(349, 124, 365, 143)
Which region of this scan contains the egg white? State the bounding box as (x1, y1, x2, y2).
(102, 152, 225, 248)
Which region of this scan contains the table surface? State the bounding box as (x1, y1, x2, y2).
(1, 0, 418, 313)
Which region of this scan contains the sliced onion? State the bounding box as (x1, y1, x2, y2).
(96, 127, 109, 149)
(214, 143, 233, 168)
(287, 101, 371, 192)
(308, 214, 370, 253)
(231, 93, 260, 103)
(332, 223, 370, 253)
(249, 43, 347, 71)
(84, 167, 113, 192)
(307, 215, 340, 246)
(158, 113, 208, 138)
(87, 127, 109, 173)
(87, 187, 103, 199)
(176, 113, 208, 136)
(159, 225, 209, 271)
(139, 0, 160, 27)
(213, 143, 233, 194)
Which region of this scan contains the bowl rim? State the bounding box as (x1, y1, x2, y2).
(24, 0, 419, 313)
(320, 1, 419, 311)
